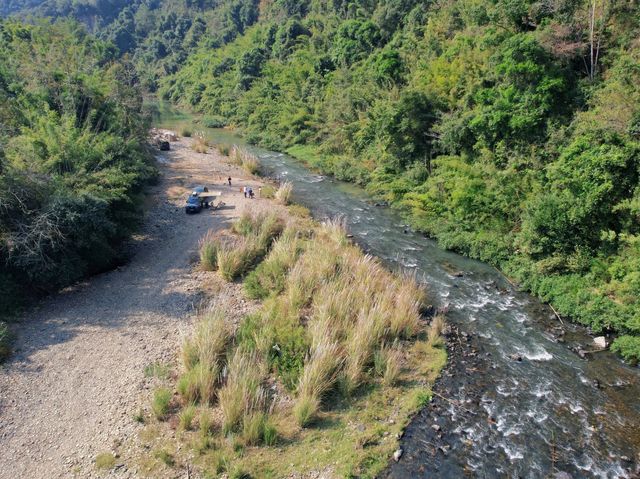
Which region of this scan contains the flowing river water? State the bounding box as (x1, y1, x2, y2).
(153, 107, 639, 478)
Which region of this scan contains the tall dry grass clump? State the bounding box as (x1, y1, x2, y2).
(387, 275, 425, 339)
(244, 227, 304, 299)
(275, 181, 293, 205)
(287, 221, 427, 409)
(199, 230, 219, 271)
(178, 310, 230, 404)
(217, 143, 231, 156)
(230, 146, 260, 174)
(294, 325, 342, 427)
(344, 305, 386, 393)
(218, 349, 267, 436)
(379, 344, 403, 386)
(191, 132, 209, 153)
(217, 237, 262, 281)
(427, 314, 446, 347)
(242, 155, 260, 175)
(218, 211, 285, 281)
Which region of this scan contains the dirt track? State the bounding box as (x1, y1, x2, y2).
(0, 138, 265, 478)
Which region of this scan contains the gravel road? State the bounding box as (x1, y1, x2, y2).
(0, 139, 264, 478)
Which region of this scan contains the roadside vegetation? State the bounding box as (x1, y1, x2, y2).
(0, 20, 155, 348)
(144, 208, 446, 477)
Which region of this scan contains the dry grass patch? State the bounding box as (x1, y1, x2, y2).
(230, 146, 260, 174)
(191, 132, 208, 153)
(95, 452, 116, 470)
(275, 181, 293, 205)
(163, 212, 447, 478)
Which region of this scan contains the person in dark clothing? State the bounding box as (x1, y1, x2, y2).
(228, 177, 232, 186)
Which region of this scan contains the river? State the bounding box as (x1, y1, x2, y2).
(152, 105, 639, 478)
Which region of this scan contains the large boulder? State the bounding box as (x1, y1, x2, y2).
(593, 336, 607, 349)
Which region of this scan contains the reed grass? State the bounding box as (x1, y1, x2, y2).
(217, 143, 231, 156)
(152, 388, 172, 420)
(382, 346, 403, 386)
(178, 310, 229, 404)
(179, 404, 197, 430)
(217, 238, 258, 281)
(181, 310, 230, 370)
(219, 349, 266, 435)
(230, 146, 260, 174)
(427, 314, 445, 348)
(192, 132, 209, 153)
(219, 212, 285, 281)
(199, 231, 219, 271)
(275, 181, 293, 205)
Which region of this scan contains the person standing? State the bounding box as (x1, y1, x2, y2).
(228, 177, 232, 186)
(243, 186, 247, 198)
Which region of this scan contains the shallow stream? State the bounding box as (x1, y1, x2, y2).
(154, 107, 639, 478)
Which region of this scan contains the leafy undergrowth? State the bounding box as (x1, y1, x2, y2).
(142, 208, 446, 477)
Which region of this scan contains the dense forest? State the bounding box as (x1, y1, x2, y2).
(2, 0, 639, 363)
(159, 0, 640, 364)
(0, 20, 154, 322)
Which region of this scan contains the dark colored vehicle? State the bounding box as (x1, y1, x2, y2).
(185, 186, 217, 214)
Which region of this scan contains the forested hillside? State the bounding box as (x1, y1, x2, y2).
(0, 20, 154, 319)
(3, 0, 640, 363)
(159, 0, 640, 363)
(3, 0, 263, 91)
(0, 1, 45, 17)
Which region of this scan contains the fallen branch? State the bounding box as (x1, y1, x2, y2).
(581, 348, 608, 355)
(549, 304, 565, 325)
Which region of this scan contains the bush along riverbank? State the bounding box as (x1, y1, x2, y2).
(141, 206, 447, 478)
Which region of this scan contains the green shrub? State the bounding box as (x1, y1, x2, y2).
(202, 116, 226, 128)
(263, 420, 278, 446)
(611, 335, 640, 365)
(260, 185, 276, 199)
(95, 453, 116, 470)
(199, 232, 219, 271)
(152, 388, 172, 420)
(154, 449, 175, 467)
(0, 322, 11, 362)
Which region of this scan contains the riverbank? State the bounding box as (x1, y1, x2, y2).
(284, 143, 640, 365)
(151, 101, 638, 365)
(130, 146, 448, 477)
(150, 107, 640, 477)
(0, 136, 262, 478)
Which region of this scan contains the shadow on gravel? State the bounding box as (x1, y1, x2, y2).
(4, 183, 236, 368)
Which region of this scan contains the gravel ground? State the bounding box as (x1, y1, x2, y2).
(0, 138, 268, 479)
